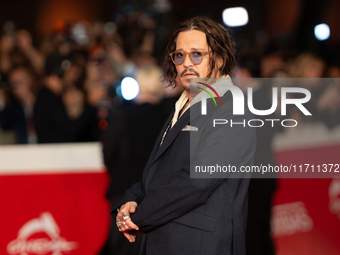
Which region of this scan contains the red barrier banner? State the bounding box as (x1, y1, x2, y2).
(0, 143, 110, 255)
(272, 124, 340, 255)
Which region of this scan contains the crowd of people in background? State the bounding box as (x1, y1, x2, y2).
(0, 13, 340, 145)
(0, 13, 180, 144)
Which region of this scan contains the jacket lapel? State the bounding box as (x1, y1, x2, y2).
(143, 112, 174, 170)
(147, 98, 210, 168)
(149, 110, 190, 165)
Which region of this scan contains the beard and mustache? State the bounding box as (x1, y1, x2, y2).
(180, 68, 200, 91)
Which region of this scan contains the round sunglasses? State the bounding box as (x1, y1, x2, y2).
(169, 50, 210, 65)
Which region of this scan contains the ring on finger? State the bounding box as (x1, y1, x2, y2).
(122, 212, 130, 220)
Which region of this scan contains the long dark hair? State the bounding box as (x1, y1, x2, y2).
(163, 16, 238, 88)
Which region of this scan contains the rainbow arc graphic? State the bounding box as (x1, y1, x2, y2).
(196, 82, 223, 106)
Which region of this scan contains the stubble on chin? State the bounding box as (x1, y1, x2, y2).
(182, 79, 191, 91)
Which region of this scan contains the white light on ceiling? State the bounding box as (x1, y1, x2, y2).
(314, 23, 330, 41)
(121, 77, 139, 101)
(222, 7, 249, 27)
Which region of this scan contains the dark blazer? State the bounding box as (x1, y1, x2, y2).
(116, 88, 256, 255)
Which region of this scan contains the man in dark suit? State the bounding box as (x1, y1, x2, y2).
(114, 16, 256, 255)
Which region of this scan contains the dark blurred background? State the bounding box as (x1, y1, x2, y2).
(1, 0, 339, 59)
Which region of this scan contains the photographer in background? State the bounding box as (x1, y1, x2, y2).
(34, 51, 99, 143)
(0, 22, 44, 76)
(0, 78, 19, 143)
(0, 64, 37, 144)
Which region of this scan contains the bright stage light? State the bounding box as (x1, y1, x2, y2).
(314, 23, 330, 41)
(222, 7, 249, 27)
(121, 77, 139, 100)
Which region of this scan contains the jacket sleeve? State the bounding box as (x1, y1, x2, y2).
(111, 112, 175, 217)
(111, 180, 145, 216)
(130, 105, 256, 232)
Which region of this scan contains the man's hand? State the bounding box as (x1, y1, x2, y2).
(116, 201, 139, 242)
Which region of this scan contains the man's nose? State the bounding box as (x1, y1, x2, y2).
(182, 54, 193, 68)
